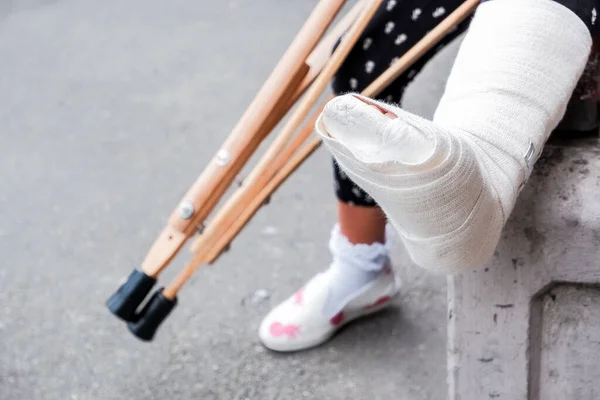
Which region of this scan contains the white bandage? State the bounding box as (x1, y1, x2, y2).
(317, 0, 591, 274)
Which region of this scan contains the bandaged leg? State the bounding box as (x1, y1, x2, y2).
(316, 0, 592, 274)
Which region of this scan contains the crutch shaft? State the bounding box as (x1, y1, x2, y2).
(125, 1, 351, 280)
(164, 135, 322, 300)
(165, 0, 385, 298)
(194, 63, 311, 222)
(139, 64, 307, 277)
(171, 63, 310, 235)
(363, 0, 479, 97)
(245, 0, 384, 188)
(206, 134, 323, 264)
(190, 98, 329, 254)
(186, 59, 324, 238)
(168, 0, 346, 233)
(303, 0, 366, 84)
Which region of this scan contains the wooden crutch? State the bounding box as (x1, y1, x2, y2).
(122, 0, 385, 341)
(106, 0, 363, 326)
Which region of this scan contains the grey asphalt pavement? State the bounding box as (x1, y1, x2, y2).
(0, 1, 462, 399)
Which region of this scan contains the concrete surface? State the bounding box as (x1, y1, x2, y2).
(0, 1, 461, 399)
(448, 138, 600, 400)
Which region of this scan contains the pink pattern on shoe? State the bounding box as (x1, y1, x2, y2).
(269, 322, 300, 338)
(294, 287, 304, 306)
(364, 296, 392, 310)
(330, 311, 344, 327)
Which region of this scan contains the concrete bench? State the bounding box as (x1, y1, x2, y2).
(447, 128, 600, 399)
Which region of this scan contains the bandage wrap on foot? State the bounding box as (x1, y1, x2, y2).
(258, 225, 399, 352)
(316, 0, 592, 274)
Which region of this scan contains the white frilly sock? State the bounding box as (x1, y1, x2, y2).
(321, 224, 390, 317)
(316, 0, 592, 274)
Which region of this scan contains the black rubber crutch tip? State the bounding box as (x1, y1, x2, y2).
(106, 269, 156, 322)
(127, 289, 177, 342)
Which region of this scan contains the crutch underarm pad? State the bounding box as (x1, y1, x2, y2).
(106, 269, 156, 322)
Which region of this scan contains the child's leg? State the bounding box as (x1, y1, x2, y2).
(332, 0, 472, 249)
(317, 0, 595, 275)
(259, 0, 470, 352)
(338, 201, 386, 244)
(334, 159, 386, 244)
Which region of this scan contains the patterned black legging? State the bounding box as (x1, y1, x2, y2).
(332, 0, 599, 207)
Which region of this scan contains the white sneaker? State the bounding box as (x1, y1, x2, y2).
(258, 265, 400, 352)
